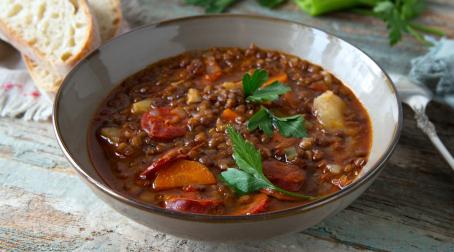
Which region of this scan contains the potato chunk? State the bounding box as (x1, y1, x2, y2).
(100, 127, 121, 144)
(313, 91, 346, 130)
(131, 98, 152, 114)
(187, 88, 201, 104)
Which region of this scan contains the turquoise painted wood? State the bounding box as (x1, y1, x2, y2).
(0, 0, 453, 251)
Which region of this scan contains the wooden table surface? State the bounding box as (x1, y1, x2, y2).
(1, 0, 453, 251)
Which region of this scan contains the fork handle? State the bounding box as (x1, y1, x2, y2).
(414, 108, 454, 171)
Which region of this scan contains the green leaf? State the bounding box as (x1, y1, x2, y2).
(220, 168, 269, 194)
(185, 0, 237, 13)
(373, 1, 393, 13)
(242, 69, 268, 96)
(227, 126, 264, 176)
(221, 126, 314, 199)
(257, 0, 286, 8)
(246, 107, 307, 138)
(371, 0, 442, 46)
(247, 107, 274, 136)
(401, 0, 424, 19)
(295, 0, 443, 46)
(274, 114, 307, 138)
(247, 82, 291, 103)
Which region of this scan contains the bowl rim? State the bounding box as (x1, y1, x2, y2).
(53, 14, 403, 223)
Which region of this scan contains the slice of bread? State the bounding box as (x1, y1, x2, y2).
(22, 0, 123, 94)
(0, 0, 101, 76)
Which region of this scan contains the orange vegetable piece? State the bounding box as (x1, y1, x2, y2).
(263, 72, 288, 87)
(153, 160, 216, 191)
(221, 108, 239, 122)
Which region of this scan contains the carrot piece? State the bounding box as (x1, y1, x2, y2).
(204, 56, 222, 82)
(231, 193, 269, 215)
(263, 72, 288, 87)
(153, 160, 216, 191)
(221, 108, 239, 122)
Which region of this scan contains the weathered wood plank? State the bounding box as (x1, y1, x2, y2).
(0, 104, 453, 251)
(0, 0, 453, 251)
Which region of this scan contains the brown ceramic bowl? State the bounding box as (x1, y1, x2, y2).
(53, 15, 402, 241)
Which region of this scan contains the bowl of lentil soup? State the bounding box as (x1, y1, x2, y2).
(53, 15, 402, 240)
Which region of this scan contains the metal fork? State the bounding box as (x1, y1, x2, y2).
(392, 73, 454, 171)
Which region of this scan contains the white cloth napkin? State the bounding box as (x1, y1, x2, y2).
(0, 41, 52, 121)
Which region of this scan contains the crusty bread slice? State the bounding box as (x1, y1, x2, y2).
(23, 0, 123, 94)
(0, 0, 101, 75)
(22, 55, 63, 93)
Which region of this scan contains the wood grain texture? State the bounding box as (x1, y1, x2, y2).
(1, 0, 454, 251)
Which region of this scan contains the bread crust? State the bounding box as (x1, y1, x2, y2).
(22, 55, 62, 93)
(108, 0, 123, 39)
(0, 0, 101, 76)
(22, 0, 123, 95)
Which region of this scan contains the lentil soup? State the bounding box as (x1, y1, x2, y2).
(89, 45, 372, 215)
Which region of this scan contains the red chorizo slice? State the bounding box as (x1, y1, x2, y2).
(164, 198, 223, 214)
(139, 147, 187, 180)
(141, 108, 187, 141)
(263, 160, 306, 192)
(231, 193, 269, 215)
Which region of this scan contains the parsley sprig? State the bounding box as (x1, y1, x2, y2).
(185, 0, 285, 12)
(297, 0, 445, 46)
(243, 69, 290, 103)
(220, 126, 314, 199)
(186, 0, 444, 46)
(185, 0, 237, 13)
(371, 0, 444, 46)
(247, 107, 307, 138)
(240, 69, 307, 138)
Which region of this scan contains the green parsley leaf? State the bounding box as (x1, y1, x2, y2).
(258, 0, 286, 8)
(274, 114, 307, 138)
(371, 0, 444, 46)
(247, 107, 274, 136)
(373, 1, 405, 45)
(220, 168, 269, 195)
(185, 0, 237, 13)
(242, 69, 290, 102)
(247, 107, 307, 138)
(227, 125, 264, 176)
(246, 82, 291, 103)
(295, 0, 444, 46)
(220, 126, 314, 199)
(242, 69, 269, 96)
